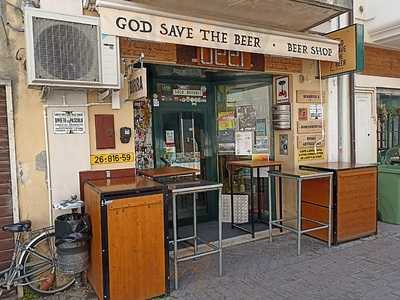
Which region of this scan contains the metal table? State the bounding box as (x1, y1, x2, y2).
(267, 169, 333, 255)
(167, 179, 223, 289)
(227, 160, 283, 238)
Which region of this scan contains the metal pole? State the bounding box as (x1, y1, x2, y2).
(328, 175, 333, 248)
(172, 194, 179, 289)
(193, 192, 197, 255)
(218, 188, 223, 276)
(230, 164, 234, 228)
(297, 179, 302, 256)
(250, 168, 255, 238)
(257, 168, 261, 219)
(268, 175, 273, 242)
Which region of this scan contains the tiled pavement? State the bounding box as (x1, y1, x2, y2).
(20, 222, 400, 299)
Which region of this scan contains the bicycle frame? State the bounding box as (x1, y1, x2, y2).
(0, 228, 56, 290)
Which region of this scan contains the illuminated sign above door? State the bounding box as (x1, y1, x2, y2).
(97, 5, 339, 62)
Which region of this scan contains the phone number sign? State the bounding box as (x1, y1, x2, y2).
(90, 152, 134, 165)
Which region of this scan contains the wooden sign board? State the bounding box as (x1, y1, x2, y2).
(297, 90, 325, 103)
(297, 120, 323, 134)
(265, 55, 303, 73)
(363, 45, 400, 78)
(120, 38, 177, 63)
(298, 134, 324, 149)
(320, 24, 364, 78)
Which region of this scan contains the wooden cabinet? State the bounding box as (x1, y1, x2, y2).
(300, 163, 377, 245)
(85, 177, 168, 300)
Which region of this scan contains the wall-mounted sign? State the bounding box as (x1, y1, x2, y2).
(157, 83, 207, 103)
(296, 90, 325, 103)
(298, 134, 325, 149)
(98, 6, 339, 62)
(273, 104, 291, 130)
(279, 134, 289, 155)
(297, 120, 323, 134)
(298, 148, 325, 161)
(90, 152, 134, 165)
(298, 108, 308, 121)
(128, 68, 147, 101)
(120, 38, 177, 62)
(275, 76, 289, 104)
(265, 55, 303, 73)
(320, 24, 364, 78)
(53, 111, 85, 134)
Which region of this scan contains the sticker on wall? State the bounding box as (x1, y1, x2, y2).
(298, 148, 325, 161)
(53, 111, 85, 134)
(275, 76, 290, 104)
(90, 152, 134, 165)
(309, 104, 323, 120)
(298, 108, 308, 121)
(279, 134, 289, 155)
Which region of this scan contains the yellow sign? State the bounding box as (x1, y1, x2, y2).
(320, 24, 364, 78)
(298, 148, 325, 161)
(90, 152, 134, 165)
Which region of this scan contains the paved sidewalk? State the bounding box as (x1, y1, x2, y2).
(25, 222, 400, 299)
(170, 222, 400, 300)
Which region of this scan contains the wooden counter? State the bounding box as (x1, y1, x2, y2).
(85, 177, 168, 300)
(300, 162, 377, 245)
(137, 166, 197, 178)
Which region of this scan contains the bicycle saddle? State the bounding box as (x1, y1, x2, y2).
(2, 220, 32, 233)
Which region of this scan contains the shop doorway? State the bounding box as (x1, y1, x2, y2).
(0, 86, 14, 269)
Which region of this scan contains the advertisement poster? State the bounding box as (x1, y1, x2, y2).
(218, 111, 235, 130)
(256, 119, 267, 136)
(254, 136, 269, 154)
(298, 148, 325, 161)
(235, 131, 253, 156)
(236, 105, 256, 131)
(218, 129, 235, 153)
(298, 108, 308, 121)
(275, 76, 289, 104)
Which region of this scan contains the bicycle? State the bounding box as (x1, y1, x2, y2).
(0, 220, 75, 297)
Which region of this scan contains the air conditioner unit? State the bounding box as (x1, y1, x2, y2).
(24, 8, 120, 89)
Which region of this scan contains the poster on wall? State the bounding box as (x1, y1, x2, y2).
(218, 129, 235, 153)
(298, 148, 325, 161)
(275, 76, 289, 104)
(236, 105, 256, 131)
(254, 136, 269, 154)
(218, 111, 236, 130)
(235, 131, 253, 156)
(279, 134, 289, 155)
(53, 111, 85, 134)
(256, 119, 267, 136)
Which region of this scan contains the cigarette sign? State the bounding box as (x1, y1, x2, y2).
(53, 111, 85, 134)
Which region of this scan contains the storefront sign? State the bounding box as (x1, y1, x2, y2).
(298, 148, 325, 161)
(157, 83, 207, 103)
(265, 55, 303, 73)
(298, 134, 325, 149)
(120, 38, 177, 62)
(98, 6, 339, 62)
(320, 24, 364, 78)
(297, 120, 323, 134)
(90, 152, 134, 165)
(297, 90, 325, 103)
(53, 111, 85, 134)
(128, 68, 147, 101)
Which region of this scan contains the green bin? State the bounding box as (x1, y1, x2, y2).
(378, 164, 400, 224)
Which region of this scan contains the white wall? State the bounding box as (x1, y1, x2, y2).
(46, 90, 90, 220)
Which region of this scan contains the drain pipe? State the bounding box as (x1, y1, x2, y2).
(349, 8, 356, 164)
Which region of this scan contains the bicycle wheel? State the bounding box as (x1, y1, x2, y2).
(20, 230, 75, 295)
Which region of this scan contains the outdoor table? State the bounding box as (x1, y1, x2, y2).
(267, 168, 333, 255)
(227, 160, 283, 238)
(167, 179, 223, 289)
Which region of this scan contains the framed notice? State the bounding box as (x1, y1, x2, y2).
(297, 120, 323, 134)
(275, 76, 289, 104)
(53, 111, 85, 134)
(297, 90, 325, 103)
(235, 131, 253, 156)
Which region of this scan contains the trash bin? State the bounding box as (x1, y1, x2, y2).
(55, 213, 91, 274)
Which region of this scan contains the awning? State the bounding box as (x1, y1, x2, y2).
(96, 0, 341, 62)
